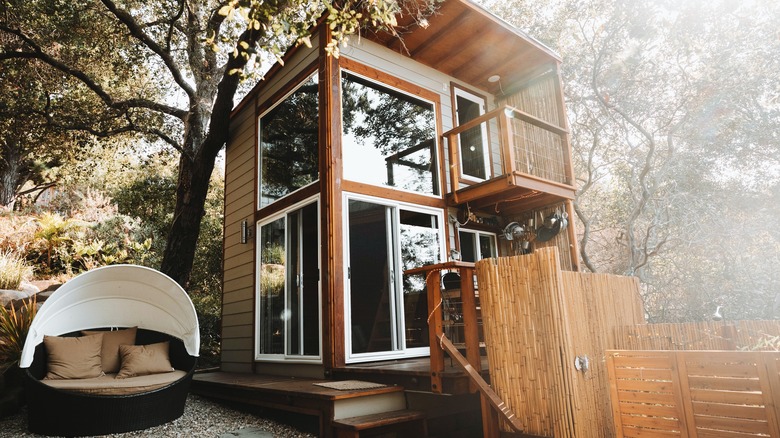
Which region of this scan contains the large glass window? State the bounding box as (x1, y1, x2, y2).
(256, 200, 320, 360)
(341, 71, 439, 196)
(259, 73, 319, 208)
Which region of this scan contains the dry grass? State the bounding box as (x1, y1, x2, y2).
(0, 251, 33, 290)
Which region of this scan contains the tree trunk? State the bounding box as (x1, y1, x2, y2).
(160, 147, 217, 288)
(0, 140, 22, 208)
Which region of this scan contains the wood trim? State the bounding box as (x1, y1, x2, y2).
(320, 29, 345, 370)
(341, 181, 446, 209)
(254, 184, 320, 223)
(256, 63, 320, 118)
(339, 57, 439, 103)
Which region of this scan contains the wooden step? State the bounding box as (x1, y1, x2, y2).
(333, 409, 427, 437)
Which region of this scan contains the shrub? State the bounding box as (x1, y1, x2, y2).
(0, 296, 37, 373)
(0, 251, 33, 290)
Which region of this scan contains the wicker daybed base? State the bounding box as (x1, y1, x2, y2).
(24, 329, 196, 437)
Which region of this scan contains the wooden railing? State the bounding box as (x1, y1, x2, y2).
(441, 105, 572, 198)
(405, 261, 520, 437)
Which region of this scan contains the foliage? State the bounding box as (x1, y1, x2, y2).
(0, 296, 37, 372)
(1, 0, 438, 289)
(485, 0, 780, 322)
(260, 264, 286, 297)
(0, 250, 33, 290)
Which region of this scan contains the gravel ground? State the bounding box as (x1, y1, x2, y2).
(0, 394, 317, 438)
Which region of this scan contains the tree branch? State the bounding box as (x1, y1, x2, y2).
(99, 0, 196, 100)
(0, 27, 188, 120)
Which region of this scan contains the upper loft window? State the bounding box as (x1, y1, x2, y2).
(341, 71, 439, 196)
(259, 72, 319, 209)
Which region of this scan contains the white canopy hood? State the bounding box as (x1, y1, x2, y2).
(20, 264, 199, 368)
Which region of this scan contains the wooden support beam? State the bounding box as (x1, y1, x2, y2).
(426, 270, 444, 393)
(459, 266, 482, 392)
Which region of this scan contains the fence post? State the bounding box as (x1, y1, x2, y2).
(672, 351, 696, 438)
(758, 353, 780, 436)
(605, 351, 624, 438)
(721, 324, 738, 350)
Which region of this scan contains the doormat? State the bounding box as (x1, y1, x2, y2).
(313, 380, 386, 391)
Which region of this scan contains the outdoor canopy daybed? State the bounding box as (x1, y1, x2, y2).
(19, 264, 200, 436)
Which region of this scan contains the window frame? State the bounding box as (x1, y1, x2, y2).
(342, 192, 446, 364)
(257, 71, 320, 209)
(254, 195, 323, 363)
(339, 63, 443, 199)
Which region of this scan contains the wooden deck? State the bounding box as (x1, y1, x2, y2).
(192, 371, 410, 437)
(191, 357, 490, 437)
(332, 357, 490, 394)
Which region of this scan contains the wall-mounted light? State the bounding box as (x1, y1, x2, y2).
(240, 219, 251, 244)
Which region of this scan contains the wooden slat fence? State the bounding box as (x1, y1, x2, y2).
(607, 350, 780, 437)
(613, 321, 780, 351)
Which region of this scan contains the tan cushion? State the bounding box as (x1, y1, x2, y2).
(82, 327, 138, 373)
(116, 341, 174, 379)
(43, 333, 104, 380)
(41, 371, 187, 396)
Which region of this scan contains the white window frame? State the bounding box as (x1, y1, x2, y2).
(254, 195, 322, 363)
(458, 228, 498, 261)
(342, 192, 445, 364)
(453, 86, 492, 183)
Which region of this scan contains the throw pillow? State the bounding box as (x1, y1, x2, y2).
(116, 341, 174, 379)
(82, 327, 138, 373)
(43, 333, 104, 380)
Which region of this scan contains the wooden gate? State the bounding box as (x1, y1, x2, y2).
(607, 350, 780, 437)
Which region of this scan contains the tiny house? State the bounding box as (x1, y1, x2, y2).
(216, 0, 579, 425)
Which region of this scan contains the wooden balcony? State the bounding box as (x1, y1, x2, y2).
(443, 105, 576, 215)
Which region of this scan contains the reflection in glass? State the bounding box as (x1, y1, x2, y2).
(259, 73, 319, 208)
(348, 200, 394, 354)
(257, 202, 320, 358)
(341, 72, 439, 195)
(259, 218, 285, 355)
(400, 210, 440, 349)
(456, 94, 489, 180)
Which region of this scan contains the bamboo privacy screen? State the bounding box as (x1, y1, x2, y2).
(607, 350, 780, 437)
(475, 248, 644, 437)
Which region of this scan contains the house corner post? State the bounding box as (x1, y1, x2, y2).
(319, 28, 345, 371)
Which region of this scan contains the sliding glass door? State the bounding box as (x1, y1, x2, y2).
(256, 199, 320, 361)
(345, 195, 443, 362)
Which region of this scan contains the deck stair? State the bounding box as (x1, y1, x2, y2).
(191, 372, 426, 437)
(332, 409, 427, 437)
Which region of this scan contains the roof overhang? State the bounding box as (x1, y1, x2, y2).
(363, 0, 561, 95)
